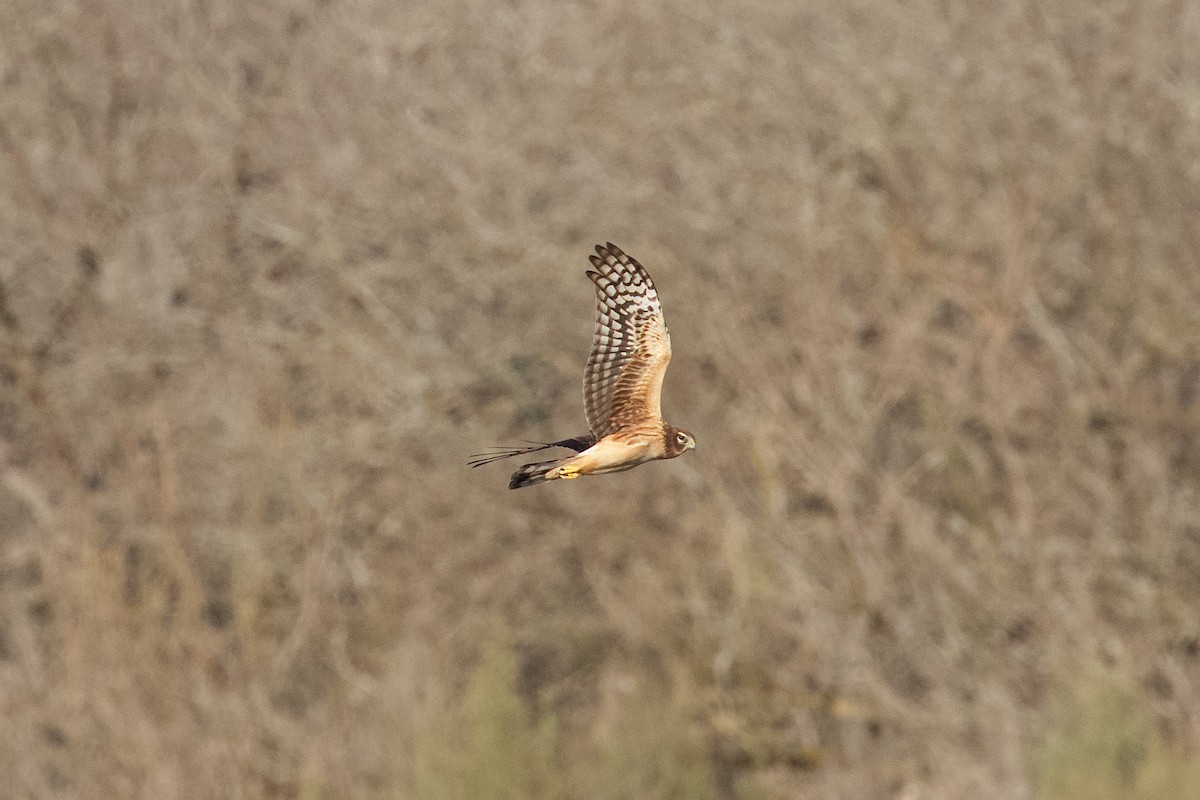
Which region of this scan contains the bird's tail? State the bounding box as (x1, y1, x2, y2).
(467, 435, 595, 469)
(508, 459, 562, 490)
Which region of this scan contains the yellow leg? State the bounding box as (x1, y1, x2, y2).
(557, 464, 581, 480)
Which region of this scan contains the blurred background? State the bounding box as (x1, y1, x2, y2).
(1, 0, 1199, 798)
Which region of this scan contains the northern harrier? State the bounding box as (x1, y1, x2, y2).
(470, 243, 696, 489)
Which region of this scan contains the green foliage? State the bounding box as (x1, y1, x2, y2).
(410, 637, 729, 800)
(588, 691, 716, 800)
(1036, 677, 1200, 800)
(414, 639, 562, 800)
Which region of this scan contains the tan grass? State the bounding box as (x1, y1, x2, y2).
(1, 0, 1199, 798)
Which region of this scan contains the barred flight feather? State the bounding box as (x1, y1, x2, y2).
(583, 243, 671, 439)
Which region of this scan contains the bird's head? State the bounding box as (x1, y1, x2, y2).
(665, 425, 697, 458)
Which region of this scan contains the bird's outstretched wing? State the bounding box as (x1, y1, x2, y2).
(583, 243, 672, 439)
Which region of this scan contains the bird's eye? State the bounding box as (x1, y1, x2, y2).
(676, 432, 687, 443)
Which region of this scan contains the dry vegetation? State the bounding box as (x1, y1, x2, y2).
(2, 0, 1199, 798)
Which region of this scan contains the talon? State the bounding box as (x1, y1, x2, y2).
(558, 465, 581, 480)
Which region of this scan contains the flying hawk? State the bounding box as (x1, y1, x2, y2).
(470, 243, 696, 488)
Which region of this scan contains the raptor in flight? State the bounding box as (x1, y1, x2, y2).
(470, 243, 696, 489)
